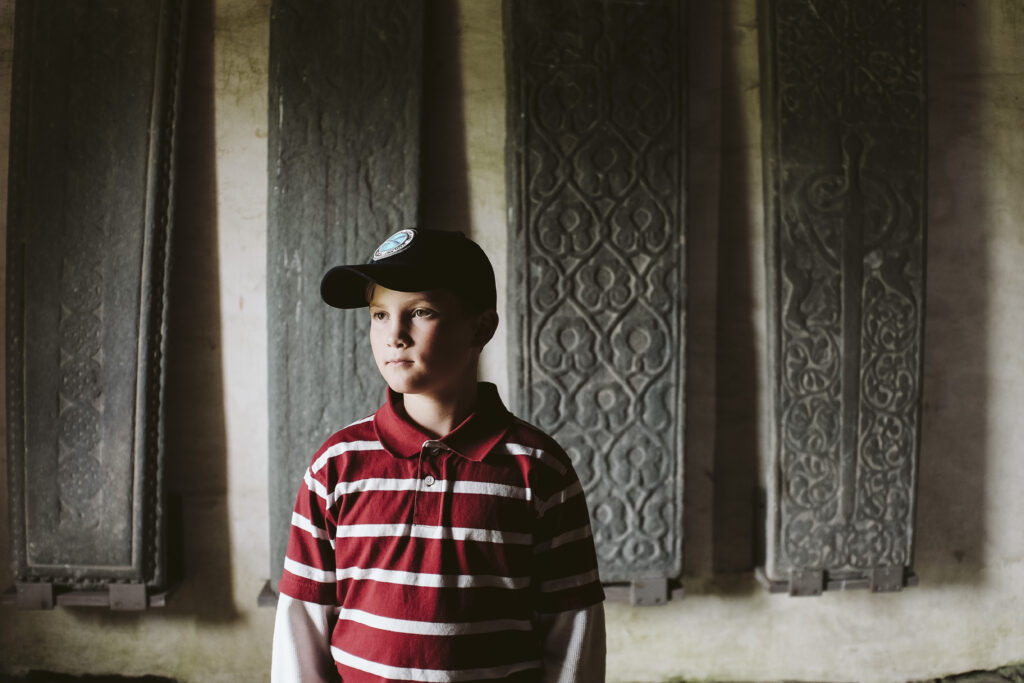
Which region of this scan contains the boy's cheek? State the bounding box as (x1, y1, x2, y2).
(368, 331, 388, 359)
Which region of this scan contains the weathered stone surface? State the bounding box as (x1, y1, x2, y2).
(5, 0, 185, 591)
(266, 0, 424, 590)
(759, 0, 927, 590)
(505, 0, 686, 584)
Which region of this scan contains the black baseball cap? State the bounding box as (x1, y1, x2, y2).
(320, 228, 497, 310)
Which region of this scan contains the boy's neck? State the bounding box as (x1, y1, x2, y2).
(402, 378, 480, 439)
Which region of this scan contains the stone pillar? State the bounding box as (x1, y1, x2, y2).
(505, 0, 686, 598)
(5, 0, 185, 608)
(759, 0, 927, 594)
(266, 0, 424, 592)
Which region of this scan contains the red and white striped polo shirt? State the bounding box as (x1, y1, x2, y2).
(278, 382, 605, 682)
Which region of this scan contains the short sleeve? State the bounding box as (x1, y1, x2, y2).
(531, 455, 605, 614)
(277, 459, 338, 605)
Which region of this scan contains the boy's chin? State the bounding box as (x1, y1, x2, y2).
(382, 376, 427, 396)
(381, 373, 471, 398)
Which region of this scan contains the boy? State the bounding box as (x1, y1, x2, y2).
(272, 228, 605, 682)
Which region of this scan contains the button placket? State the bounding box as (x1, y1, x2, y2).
(413, 441, 445, 527)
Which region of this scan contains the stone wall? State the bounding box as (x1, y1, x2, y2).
(1, 1, 1022, 682)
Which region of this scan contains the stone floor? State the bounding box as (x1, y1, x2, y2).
(0, 675, 175, 683)
(913, 663, 1024, 683)
(626, 665, 1024, 683)
(1, 663, 1021, 683)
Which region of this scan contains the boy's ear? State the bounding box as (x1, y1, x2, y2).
(472, 310, 499, 348)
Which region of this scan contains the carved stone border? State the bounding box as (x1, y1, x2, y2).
(505, 0, 687, 586)
(6, 0, 186, 599)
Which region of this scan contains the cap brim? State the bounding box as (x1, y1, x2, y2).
(320, 263, 440, 309)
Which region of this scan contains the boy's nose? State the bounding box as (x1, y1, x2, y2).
(386, 321, 410, 348)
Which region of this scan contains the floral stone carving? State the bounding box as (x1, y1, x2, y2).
(760, 0, 927, 592)
(506, 0, 686, 585)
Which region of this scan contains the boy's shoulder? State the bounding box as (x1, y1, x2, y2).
(306, 414, 382, 472)
(503, 414, 559, 449)
(324, 413, 378, 445)
(500, 414, 576, 477)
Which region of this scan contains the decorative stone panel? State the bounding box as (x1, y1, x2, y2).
(6, 0, 185, 608)
(267, 0, 424, 592)
(759, 0, 927, 593)
(505, 0, 686, 589)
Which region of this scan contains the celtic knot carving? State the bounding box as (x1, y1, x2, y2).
(509, 0, 684, 581)
(6, 0, 182, 589)
(764, 0, 925, 581)
(774, 0, 924, 128)
(58, 241, 106, 510)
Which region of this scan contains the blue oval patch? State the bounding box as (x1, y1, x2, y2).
(372, 228, 417, 261)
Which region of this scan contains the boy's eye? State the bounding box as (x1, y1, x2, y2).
(371, 311, 387, 321)
(412, 308, 435, 318)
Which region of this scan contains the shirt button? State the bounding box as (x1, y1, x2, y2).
(424, 475, 436, 487)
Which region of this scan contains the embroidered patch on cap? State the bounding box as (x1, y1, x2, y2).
(372, 229, 417, 261)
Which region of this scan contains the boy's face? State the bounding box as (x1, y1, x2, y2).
(368, 286, 492, 398)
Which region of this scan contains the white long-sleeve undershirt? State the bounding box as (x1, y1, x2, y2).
(270, 594, 606, 682)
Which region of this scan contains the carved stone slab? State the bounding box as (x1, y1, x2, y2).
(759, 0, 926, 591)
(505, 0, 686, 583)
(6, 0, 185, 594)
(267, 1, 424, 590)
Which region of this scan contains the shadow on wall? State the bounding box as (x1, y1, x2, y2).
(683, 0, 762, 589)
(711, 0, 759, 581)
(682, 0, 724, 580)
(158, 0, 239, 622)
(658, 0, 768, 589)
(914, 0, 988, 585)
(419, 0, 470, 232)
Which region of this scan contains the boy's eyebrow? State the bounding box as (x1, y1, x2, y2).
(368, 295, 440, 309)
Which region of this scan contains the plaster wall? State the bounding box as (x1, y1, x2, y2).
(1, 2, 1022, 682)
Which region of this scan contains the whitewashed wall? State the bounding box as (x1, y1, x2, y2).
(1, 2, 1022, 682)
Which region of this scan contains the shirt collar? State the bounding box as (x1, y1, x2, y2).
(373, 382, 513, 462)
